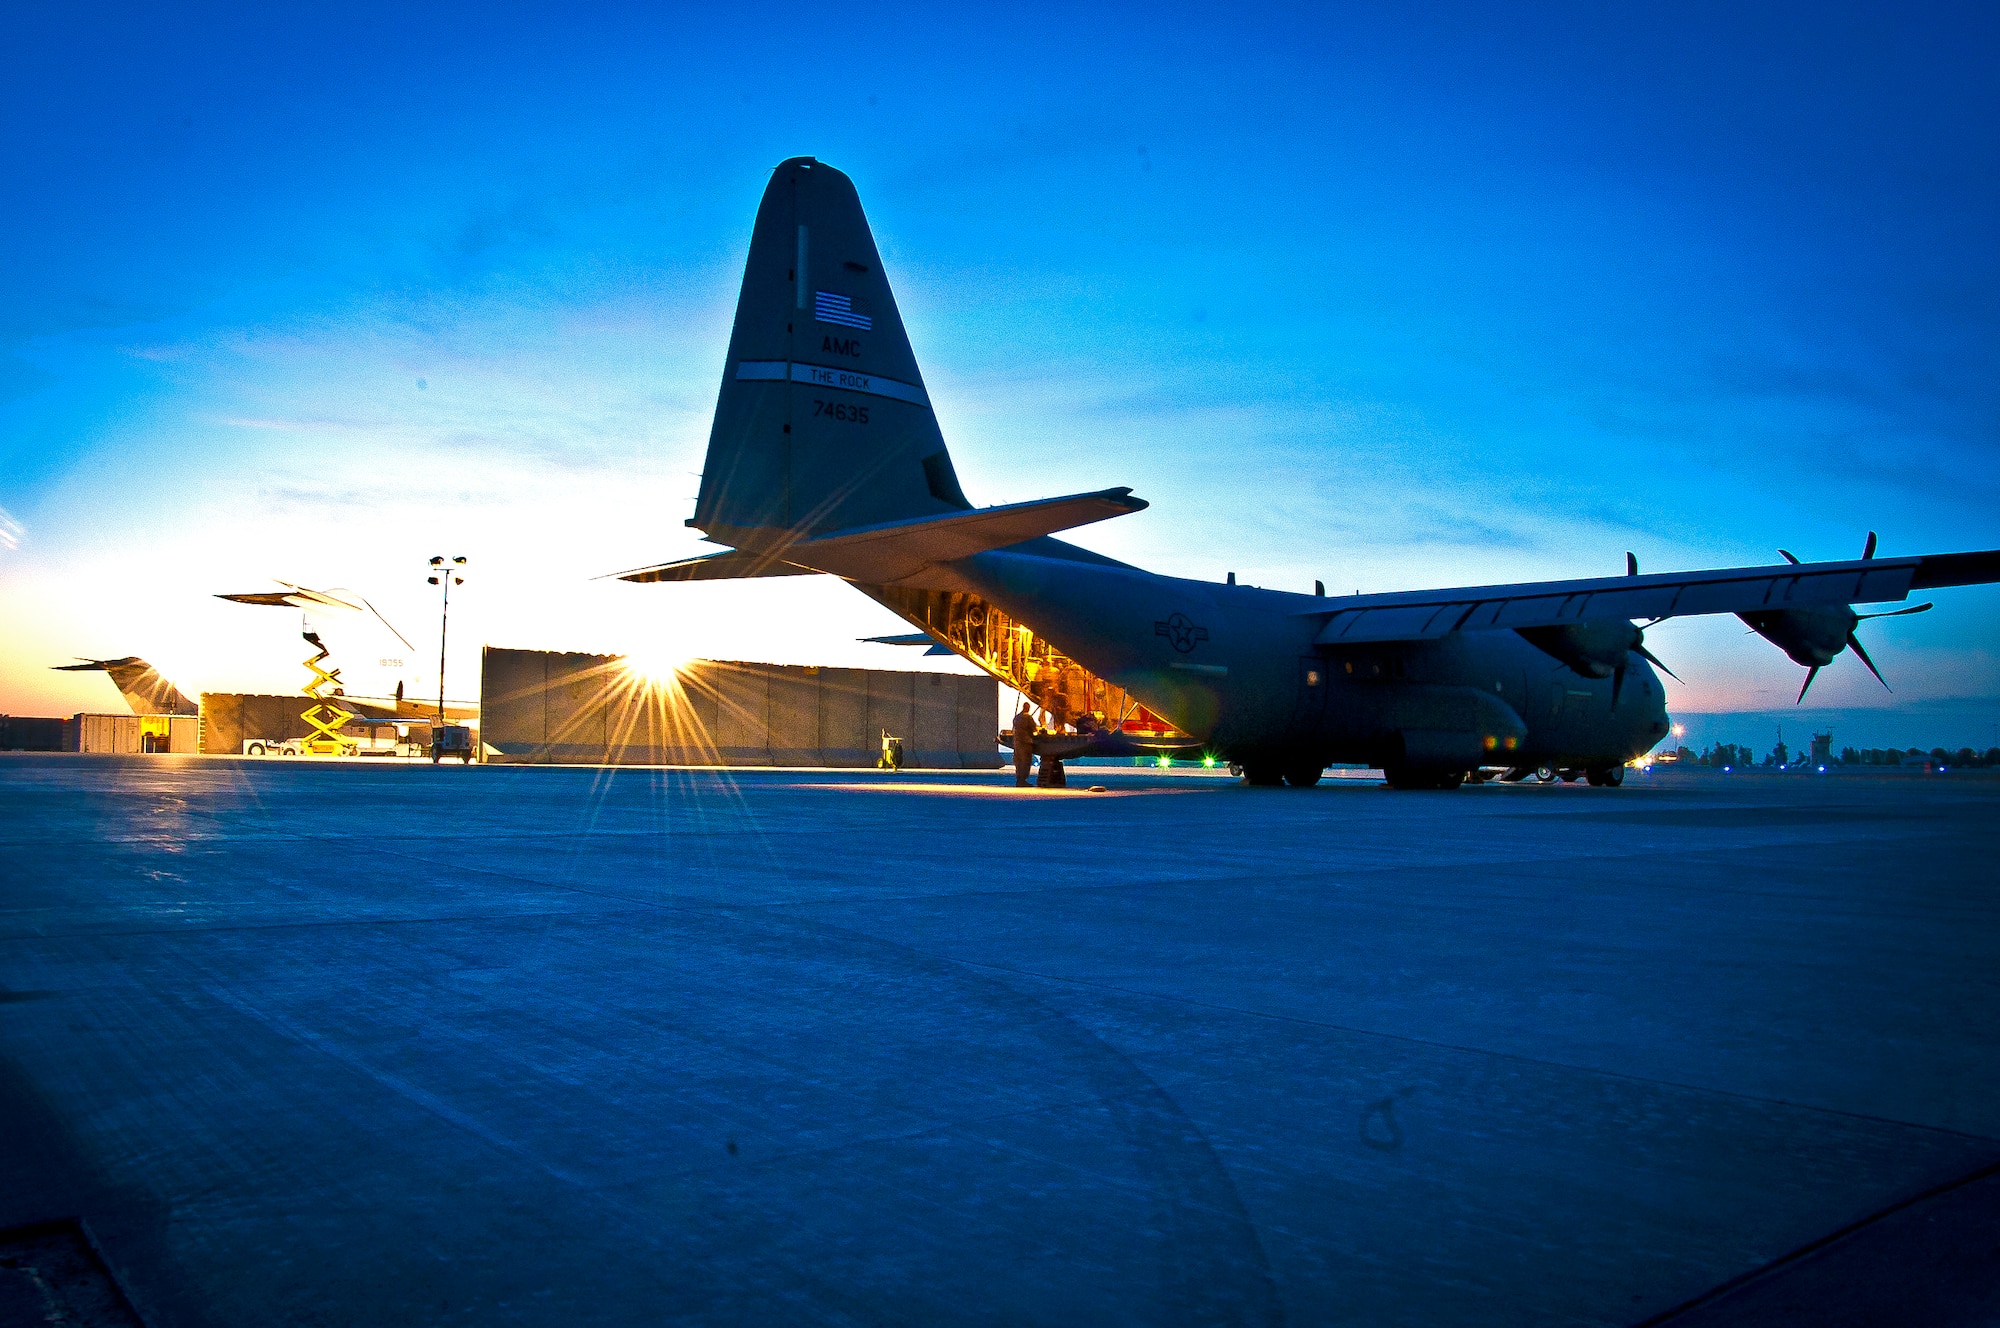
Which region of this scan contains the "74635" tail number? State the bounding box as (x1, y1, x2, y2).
(812, 399, 869, 424)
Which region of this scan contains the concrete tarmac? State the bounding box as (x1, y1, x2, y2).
(2, 755, 1997, 1326)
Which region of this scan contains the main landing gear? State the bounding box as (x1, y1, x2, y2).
(1500, 763, 1628, 787)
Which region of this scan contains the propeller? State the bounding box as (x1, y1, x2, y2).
(1846, 603, 1933, 694)
(1785, 534, 1928, 703)
(1635, 643, 1680, 681)
(1858, 602, 1933, 621)
(1836, 532, 1915, 699)
(1610, 552, 1682, 708)
(1612, 641, 1680, 708)
(1845, 635, 1885, 693)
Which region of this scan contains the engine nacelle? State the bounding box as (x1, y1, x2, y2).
(1516, 622, 1643, 679)
(1738, 607, 1859, 668)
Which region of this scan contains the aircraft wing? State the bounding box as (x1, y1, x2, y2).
(1304, 548, 2000, 644)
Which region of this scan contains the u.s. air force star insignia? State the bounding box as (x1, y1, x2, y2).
(1154, 613, 1209, 653)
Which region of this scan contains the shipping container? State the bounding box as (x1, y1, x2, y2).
(64, 714, 142, 754)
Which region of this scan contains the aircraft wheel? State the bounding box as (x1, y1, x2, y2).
(1533, 765, 1557, 783)
(1282, 765, 1324, 787)
(1240, 764, 1286, 787)
(1585, 765, 1626, 787)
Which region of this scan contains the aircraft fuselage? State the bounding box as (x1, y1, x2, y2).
(942, 548, 1669, 772)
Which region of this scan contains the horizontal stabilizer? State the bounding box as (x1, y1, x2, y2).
(610, 549, 821, 584)
(862, 632, 958, 656)
(52, 656, 197, 716)
(754, 487, 1146, 585)
(216, 583, 366, 612)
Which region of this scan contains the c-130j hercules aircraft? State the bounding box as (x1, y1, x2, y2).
(616, 157, 2000, 789)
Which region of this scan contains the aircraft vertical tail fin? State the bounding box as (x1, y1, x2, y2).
(693, 158, 973, 549)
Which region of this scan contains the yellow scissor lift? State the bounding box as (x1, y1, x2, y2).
(299, 632, 358, 756)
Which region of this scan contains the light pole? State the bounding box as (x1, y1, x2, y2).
(427, 555, 466, 727)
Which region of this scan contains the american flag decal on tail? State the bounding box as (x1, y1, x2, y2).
(814, 291, 872, 330)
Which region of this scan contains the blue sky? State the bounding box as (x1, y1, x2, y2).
(4, 2, 1997, 744)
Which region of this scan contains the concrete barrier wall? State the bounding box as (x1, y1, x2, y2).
(480, 649, 546, 753)
(546, 652, 609, 763)
(200, 694, 318, 754)
(0, 717, 66, 751)
(955, 675, 997, 761)
(481, 648, 1000, 768)
(818, 668, 870, 766)
(766, 668, 820, 766)
(910, 672, 957, 768)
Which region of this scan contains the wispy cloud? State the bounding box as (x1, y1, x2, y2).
(0, 506, 23, 551)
